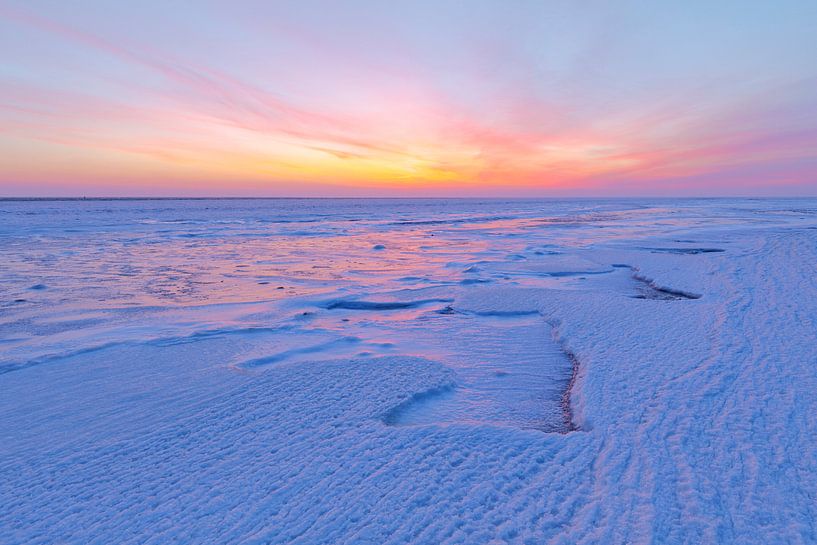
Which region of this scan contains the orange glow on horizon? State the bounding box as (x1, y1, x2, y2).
(1, 3, 815, 196)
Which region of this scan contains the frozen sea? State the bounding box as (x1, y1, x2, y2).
(1, 198, 816, 544)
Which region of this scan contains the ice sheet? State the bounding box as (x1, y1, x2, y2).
(2, 198, 816, 544)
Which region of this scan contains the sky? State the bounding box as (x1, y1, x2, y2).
(1, 0, 816, 197)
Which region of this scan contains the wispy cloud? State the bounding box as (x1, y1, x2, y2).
(1, 1, 815, 195)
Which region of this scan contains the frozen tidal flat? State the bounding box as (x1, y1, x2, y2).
(1, 198, 817, 544)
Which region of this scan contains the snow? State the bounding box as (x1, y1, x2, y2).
(1, 198, 816, 544)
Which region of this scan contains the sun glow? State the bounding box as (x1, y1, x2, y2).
(1, 2, 815, 196)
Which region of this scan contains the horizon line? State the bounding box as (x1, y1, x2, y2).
(2, 195, 816, 201)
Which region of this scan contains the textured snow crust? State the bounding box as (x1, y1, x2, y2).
(2, 199, 817, 544)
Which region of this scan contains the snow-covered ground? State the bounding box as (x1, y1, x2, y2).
(1, 198, 816, 544)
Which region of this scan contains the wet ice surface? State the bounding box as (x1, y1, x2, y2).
(2, 198, 817, 544)
(0, 199, 688, 430)
(0, 199, 636, 430)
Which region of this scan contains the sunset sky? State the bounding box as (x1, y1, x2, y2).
(1, 0, 816, 197)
